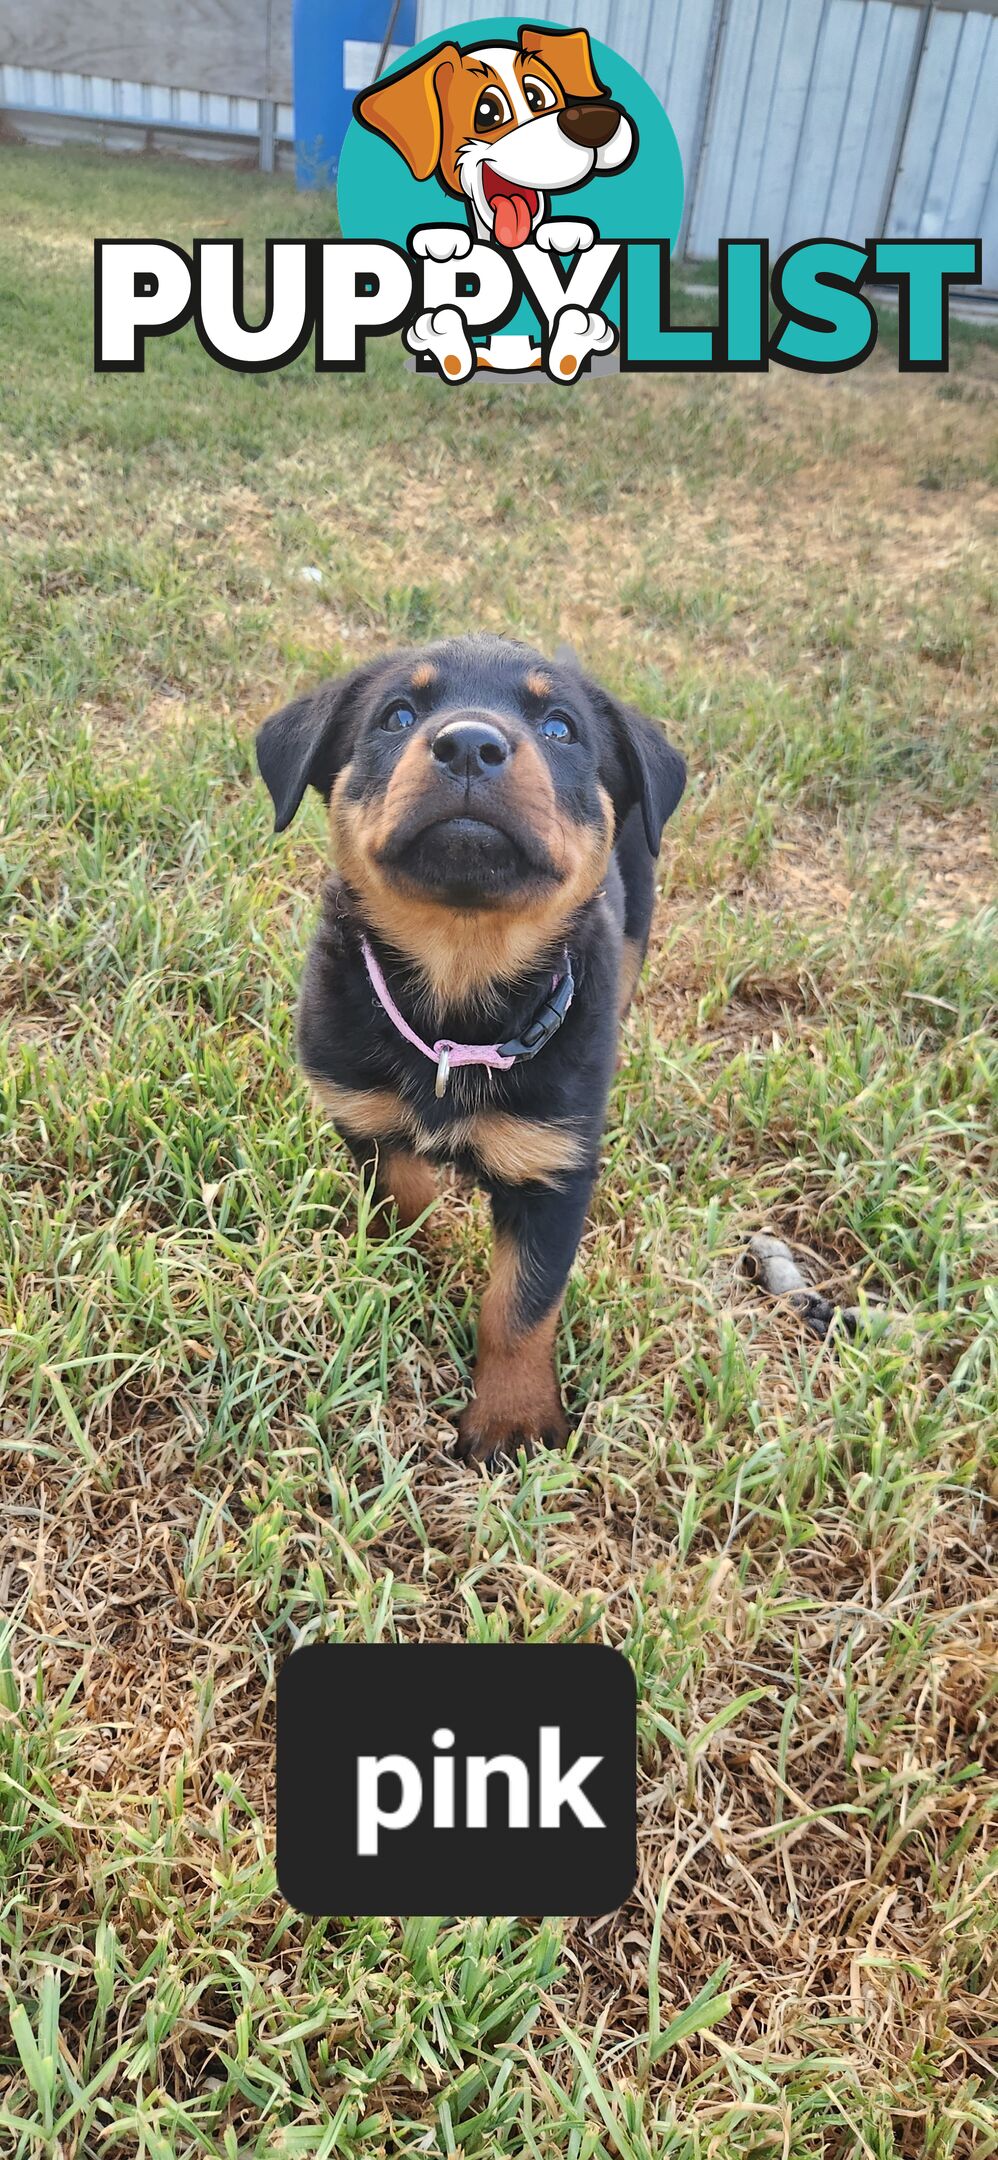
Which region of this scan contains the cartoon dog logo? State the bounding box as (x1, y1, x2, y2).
(355, 23, 636, 379)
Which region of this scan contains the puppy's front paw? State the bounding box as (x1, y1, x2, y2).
(405, 305, 475, 382)
(547, 305, 617, 383)
(534, 219, 597, 255)
(410, 226, 474, 262)
(455, 1400, 571, 1470)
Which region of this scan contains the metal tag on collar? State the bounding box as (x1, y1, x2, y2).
(434, 1045, 452, 1099)
(498, 963, 575, 1063)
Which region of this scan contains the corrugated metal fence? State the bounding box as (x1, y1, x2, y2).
(416, 0, 998, 283)
(2, 0, 996, 282)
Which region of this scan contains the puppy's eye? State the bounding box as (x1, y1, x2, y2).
(475, 88, 511, 131)
(523, 76, 557, 114)
(381, 703, 417, 733)
(539, 710, 576, 743)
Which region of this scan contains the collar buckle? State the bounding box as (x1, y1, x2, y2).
(497, 963, 575, 1063)
(434, 1045, 452, 1099)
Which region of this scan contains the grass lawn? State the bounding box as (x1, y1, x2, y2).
(1, 143, 996, 2159)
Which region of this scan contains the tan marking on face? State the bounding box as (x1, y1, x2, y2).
(411, 661, 437, 690)
(376, 1148, 438, 1227)
(460, 1113, 584, 1187)
(524, 670, 551, 700)
(308, 1080, 409, 1136)
(459, 1230, 568, 1459)
(371, 729, 437, 850)
(330, 759, 614, 1010)
(618, 934, 643, 1018)
(330, 731, 431, 864)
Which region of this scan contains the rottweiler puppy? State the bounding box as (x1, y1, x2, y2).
(257, 634, 684, 1466)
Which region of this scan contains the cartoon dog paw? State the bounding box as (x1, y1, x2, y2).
(547, 305, 617, 383)
(534, 219, 598, 255)
(405, 306, 475, 383)
(410, 226, 474, 263)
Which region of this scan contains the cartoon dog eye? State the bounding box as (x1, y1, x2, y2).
(539, 711, 576, 743)
(474, 87, 512, 132)
(522, 76, 558, 114)
(381, 702, 417, 733)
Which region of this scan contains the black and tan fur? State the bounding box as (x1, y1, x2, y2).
(256, 634, 685, 1466)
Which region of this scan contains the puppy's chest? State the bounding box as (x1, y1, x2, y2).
(304, 937, 588, 1185)
(390, 1061, 585, 1188)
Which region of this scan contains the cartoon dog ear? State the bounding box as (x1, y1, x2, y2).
(518, 23, 608, 101)
(354, 44, 459, 180)
(256, 662, 385, 833)
(583, 676, 686, 857)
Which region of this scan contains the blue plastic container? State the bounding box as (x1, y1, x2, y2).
(293, 0, 418, 188)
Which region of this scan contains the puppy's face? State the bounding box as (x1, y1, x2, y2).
(332, 640, 615, 916)
(256, 635, 684, 999)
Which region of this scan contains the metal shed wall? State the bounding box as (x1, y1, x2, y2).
(688, 1, 922, 257)
(888, 4, 998, 266)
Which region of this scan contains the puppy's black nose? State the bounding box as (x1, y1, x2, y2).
(557, 101, 621, 149)
(431, 719, 510, 778)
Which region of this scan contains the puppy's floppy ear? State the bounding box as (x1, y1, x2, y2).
(256, 662, 381, 834)
(354, 43, 459, 180)
(518, 24, 608, 101)
(585, 676, 686, 858)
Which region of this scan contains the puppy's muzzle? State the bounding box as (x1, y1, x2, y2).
(431, 718, 511, 780)
(557, 101, 623, 149)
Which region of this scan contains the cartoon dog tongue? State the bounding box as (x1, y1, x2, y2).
(493, 190, 533, 249)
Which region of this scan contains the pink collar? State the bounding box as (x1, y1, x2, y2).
(359, 935, 574, 1099)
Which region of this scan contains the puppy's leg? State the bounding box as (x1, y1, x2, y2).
(617, 933, 650, 1019)
(456, 1172, 594, 1467)
(340, 1131, 438, 1231)
(375, 1147, 438, 1228)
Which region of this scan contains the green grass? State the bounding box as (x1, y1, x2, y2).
(1, 144, 997, 2160)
